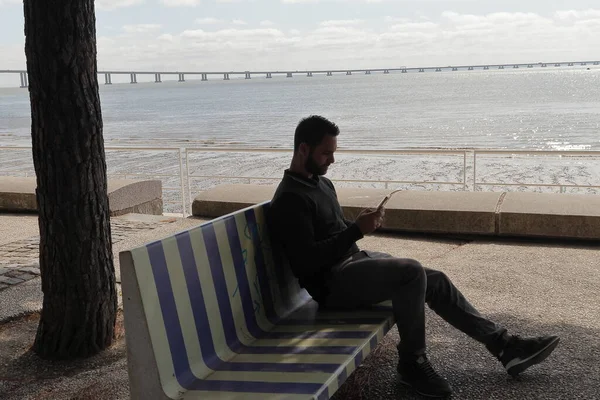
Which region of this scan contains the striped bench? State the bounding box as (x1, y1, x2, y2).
(120, 201, 395, 400)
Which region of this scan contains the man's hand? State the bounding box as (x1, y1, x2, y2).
(356, 207, 385, 235)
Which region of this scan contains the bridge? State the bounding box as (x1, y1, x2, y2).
(1, 60, 599, 88)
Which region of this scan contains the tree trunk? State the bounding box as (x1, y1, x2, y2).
(24, 0, 117, 359)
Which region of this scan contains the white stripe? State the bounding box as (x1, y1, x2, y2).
(131, 247, 186, 399)
(162, 236, 212, 379)
(188, 227, 238, 363)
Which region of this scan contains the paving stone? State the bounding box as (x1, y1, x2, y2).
(0, 276, 24, 285)
(4, 270, 24, 278)
(0, 219, 170, 288)
(18, 267, 40, 275)
(14, 273, 36, 281)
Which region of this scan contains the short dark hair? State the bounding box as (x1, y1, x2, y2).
(294, 115, 339, 152)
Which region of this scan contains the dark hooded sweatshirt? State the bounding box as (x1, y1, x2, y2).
(268, 170, 363, 302)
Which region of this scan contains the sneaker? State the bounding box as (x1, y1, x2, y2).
(397, 354, 452, 398)
(498, 335, 560, 376)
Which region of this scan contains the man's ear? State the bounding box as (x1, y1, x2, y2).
(298, 142, 309, 157)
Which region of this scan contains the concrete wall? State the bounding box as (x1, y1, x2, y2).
(0, 177, 162, 216)
(191, 184, 600, 241)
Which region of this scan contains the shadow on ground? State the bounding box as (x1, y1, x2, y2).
(332, 311, 600, 400)
(0, 309, 598, 399)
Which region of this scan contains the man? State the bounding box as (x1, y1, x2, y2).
(268, 115, 560, 398)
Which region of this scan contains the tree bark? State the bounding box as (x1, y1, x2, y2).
(24, 0, 117, 359)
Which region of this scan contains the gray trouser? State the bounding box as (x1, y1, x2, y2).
(323, 251, 507, 356)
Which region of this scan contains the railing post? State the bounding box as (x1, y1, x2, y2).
(463, 151, 467, 191)
(472, 151, 477, 191)
(179, 148, 187, 217)
(185, 148, 192, 214)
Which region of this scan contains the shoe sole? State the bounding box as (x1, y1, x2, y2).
(506, 337, 560, 376)
(398, 376, 452, 398)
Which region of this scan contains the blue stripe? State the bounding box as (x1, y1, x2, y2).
(224, 215, 266, 339)
(176, 232, 223, 370)
(223, 362, 338, 373)
(244, 208, 279, 324)
(317, 388, 330, 400)
(202, 224, 244, 353)
(353, 351, 363, 367)
(337, 366, 348, 389)
(369, 336, 378, 351)
(146, 241, 196, 387)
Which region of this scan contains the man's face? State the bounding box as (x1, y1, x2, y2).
(304, 135, 337, 176)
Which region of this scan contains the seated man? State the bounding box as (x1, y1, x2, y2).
(268, 115, 559, 398)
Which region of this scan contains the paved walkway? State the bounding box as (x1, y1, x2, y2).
(0, 216, 178, 291)
(0, 213, 598, 399)
(0, 213, 206, 322)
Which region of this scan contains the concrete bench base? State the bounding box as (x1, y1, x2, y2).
(192, 184, 600, 241)
(0, 177, 162, 216)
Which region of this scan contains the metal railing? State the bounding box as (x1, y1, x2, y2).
(2, 146, 599, 217)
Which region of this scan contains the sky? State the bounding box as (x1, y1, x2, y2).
(0, 0, 599, 81)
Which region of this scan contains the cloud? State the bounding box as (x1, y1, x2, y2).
(195, 17, 223, 24)
(384, 16, 410, 24)
(260, 20, 275, 27)
(160, 0, 200, 6)
(98, 9, 599, 71)
(320, 19, 363, 27)
(96, 0, 144, 11)
(4, 8, 596, 74)
(555, 9, 600, 20)
(232, 19, 247, 25)
(180, 28, 284, 41)
(123, 24, 162, 33)
(158, 34, 175, 42)
(0, 0, 21, 6)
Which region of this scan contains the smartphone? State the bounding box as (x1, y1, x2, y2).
(377, 195, 390, 210)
